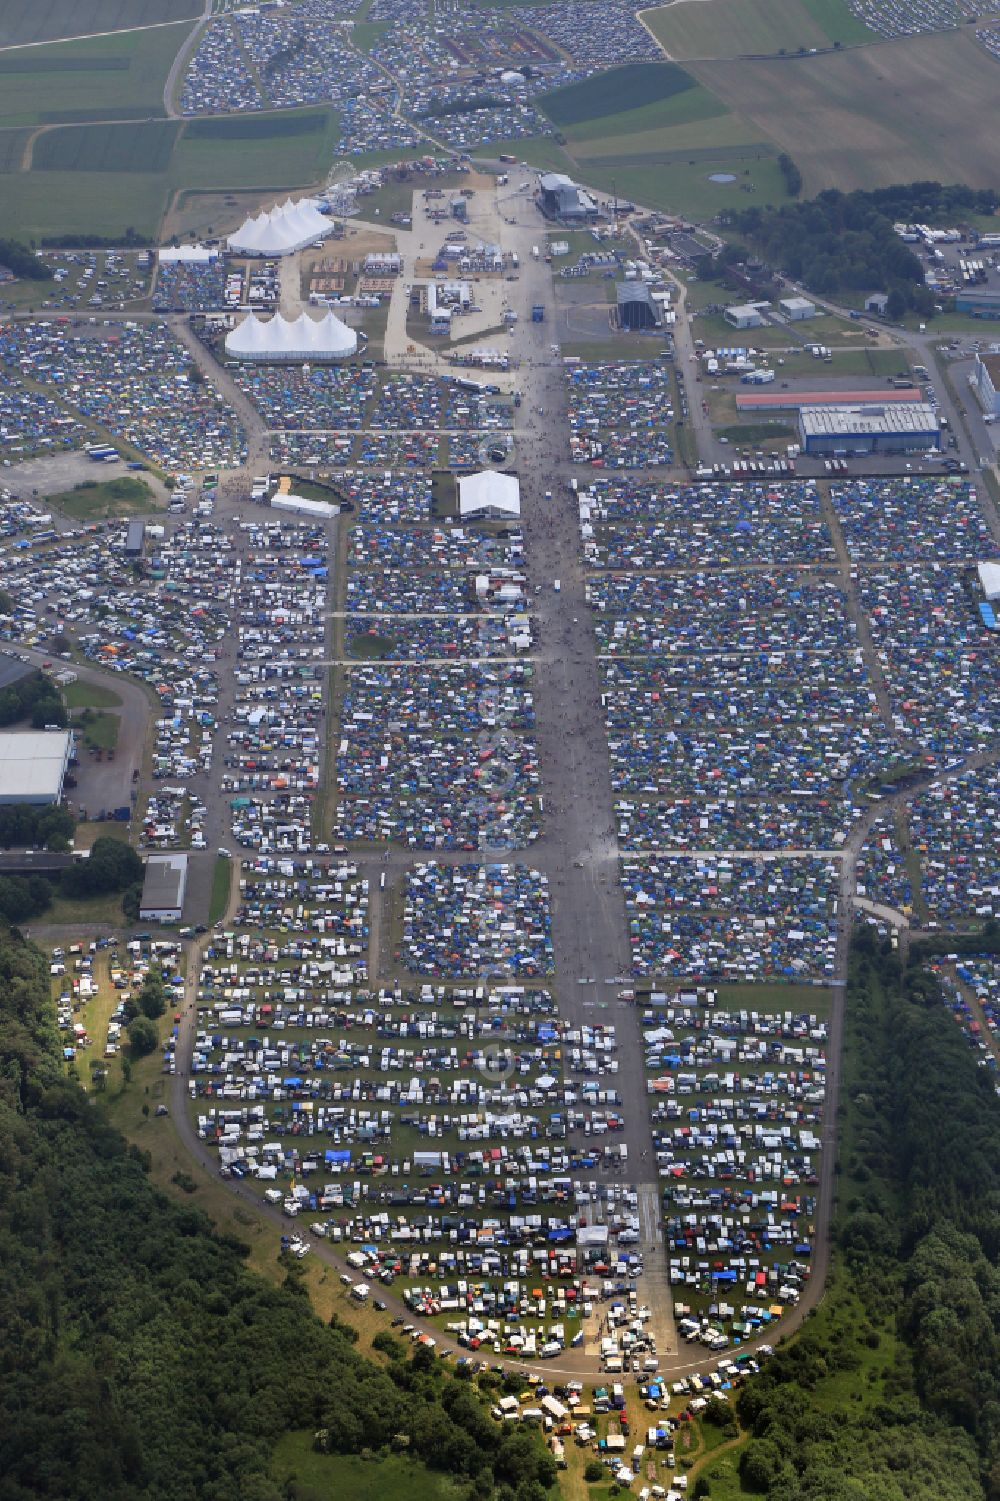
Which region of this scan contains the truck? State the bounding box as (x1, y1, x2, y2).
(532, 304, 545, 323)
(532, 245, 540, 260)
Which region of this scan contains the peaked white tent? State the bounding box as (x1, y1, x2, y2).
(458, 470, 521, 518)
(228, 197, 333, 257)
(225, 310, 358, 362)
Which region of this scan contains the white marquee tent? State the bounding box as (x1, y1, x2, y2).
(225, 310, 358, 362)
(228, 197, 332, 256)
(458, 469, 521, 518)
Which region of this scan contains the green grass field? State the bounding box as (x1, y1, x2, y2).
(34, 119, 179, 171)
(476, 136, 577, 176)
(62, 679, 122, 711)
(0, 25, 183, 127)
(644, 0, 873, 61)
(0, 167, 165, 239)
(269, 1436, 466, 1501)
(561, 81, 727, 146)
(576, 151, 791, 219)
(350, 20, 391, 51)
(185, 112, 328, 143)
(50, 475, 154, 519)
(208, 854, 232, 927)
(0, 0, 199, 48)
(75, 709, 120, 752)
(173, 109, 338, 190)
(0, 129, 29, 171)
(541, 61, 699, 127)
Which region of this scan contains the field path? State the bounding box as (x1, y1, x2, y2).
(0, 17, 193, 55)
(20, 125, 43, 171)
(635, 4, 675, 60)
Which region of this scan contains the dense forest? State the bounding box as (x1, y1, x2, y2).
(721, 182, 1000, 315)
(0, 924, 557, 1501)
(731, 929, 1000, 1500)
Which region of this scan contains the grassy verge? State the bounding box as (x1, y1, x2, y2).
(63, 678, 123, 711)
(208, 854, 232, 927)
(73, 709, 120, 751)
(42, 889, 129, 926)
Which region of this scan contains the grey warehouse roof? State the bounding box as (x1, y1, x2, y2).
(140, 853, 189, 915)
(0, 653, 33, 692)
(799, 403, 939, 437)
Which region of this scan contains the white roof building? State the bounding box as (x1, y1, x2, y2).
(225, 310, 357, 362)
(271, 494, 339, 520)
(139, 853, 189, 923)
(978, 561, 1000, 601)
(158, 244, 218, 263)
(0, 730, 72, 805)
(458, 470, 521, 518)
(227, 197, 332, 256)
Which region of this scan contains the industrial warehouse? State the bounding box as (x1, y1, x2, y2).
(138, 852, 189, 923)
(798, 403, 941, 455)
(0, 730, 73, 805)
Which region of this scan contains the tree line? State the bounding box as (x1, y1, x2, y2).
(729, 929, 1000, 1499)
(0, 239, 53, 282)
(0, 835, 141, 927)
(720, 182, 1000, 316)
(0, 670, 67, 731)
(0, 922, 558, 1501)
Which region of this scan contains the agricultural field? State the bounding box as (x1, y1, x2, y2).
(184, 112, 330, 143)
(557, 80, 729, 147)
(174, 108, 338, 190)
(33, 119, 180, 172)
(0, 25, 183, 127)
(693, 28, 1000, 192)
(0, 129, 29, 172)
(0, 108, 339, 242)
(0, 0, 200, 49)
(524, 56, 791, 219)
(643, 0, 874, 61)
(540, 60, 701, 127)
(0, 169, 166, 241)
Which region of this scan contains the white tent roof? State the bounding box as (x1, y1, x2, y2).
(225, 310, 358, 362)
(978, 560, 1000, 601)
(228, 197, 332, 256)
(458, 470, 521, 517)
(159, 244, 218, 263)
